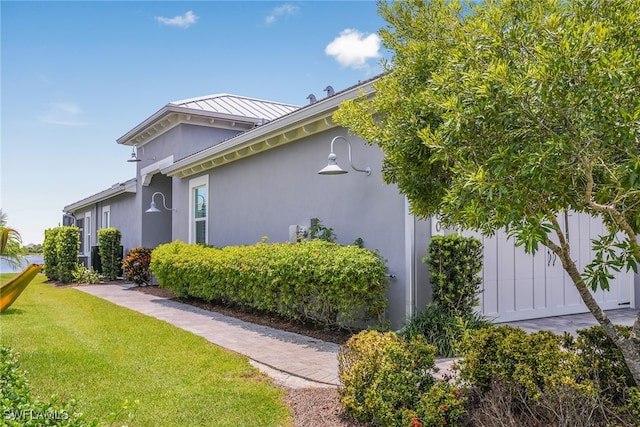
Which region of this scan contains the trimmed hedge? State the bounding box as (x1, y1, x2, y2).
(43, 226, 80, 283)
(97, 227, 122, 281)
(150, 240, 389, 327)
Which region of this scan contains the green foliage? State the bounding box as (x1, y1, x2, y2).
(43, 227, 80, 283)
(151, 240, 388, 328)
(562, 325, 636, 402)
(458, 325, 639, 425)
(121, 247, 153, 286)
(55, 227, 80, 284)
(71, 264, 101, 285)
(0, 210, 25, 269)
(336, 0, 640, 388)
(424, 234, 483, 317)
(97, 228, 121, 281)
(400, 305, 490, 357)
(0, 346, 98, 426)
(42, 228, 60, 281)
(308, 218, 337, 242)
(338, 330, 466, 426)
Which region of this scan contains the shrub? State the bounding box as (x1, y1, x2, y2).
(97, 227, 122, 281)
(42, 228, 60, 281)
(423, 234, 483, 317)
(458, 325, 639, 426)
(72, 263, 101, 284)
(400, 305, 490, 357)
(151, 240, 388, 328)
(122, 247, 153, 286)
(43, 226, 82, 284)
(338, 330, 466, 426)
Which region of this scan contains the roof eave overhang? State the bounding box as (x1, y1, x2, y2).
(162, 81, 377, 179)
(63, 179, 137, 213)
(117, 105, 259, 147)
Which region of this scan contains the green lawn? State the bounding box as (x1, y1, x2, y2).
(0, 274, 291, 426)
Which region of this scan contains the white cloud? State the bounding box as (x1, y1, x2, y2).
(325, 29, 381, 69)
(41, 102, 89, 126)
(156, 10, 198, 28)
(265, 4, 299, 25)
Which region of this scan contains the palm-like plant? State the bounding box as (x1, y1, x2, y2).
(0, 209, 25, 268)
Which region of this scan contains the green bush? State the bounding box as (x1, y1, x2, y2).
(400, 305, 490, 357)
(338, 330, 466, 426)
(122, 247, 153, 286)
(97, 228, 122, 281)
(562, 325, 636, 404)
(42, 228, 60, 281)
(56, 227, 80, 284)
(423, 234, 483, 317)
(401, 234, 488, 357)
(458, 325, 639, 426)
(0, 346, 98, 426)
(150, 240, 388, 328)
(43, 226, 80, 284)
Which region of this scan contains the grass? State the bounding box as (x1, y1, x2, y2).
(0, 274, 292, 426)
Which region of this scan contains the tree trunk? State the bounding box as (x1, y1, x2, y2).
(556, 247, 640, 388)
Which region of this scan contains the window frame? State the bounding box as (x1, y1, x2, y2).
(189, 175, 209, 245)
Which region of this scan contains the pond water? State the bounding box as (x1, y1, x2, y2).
(0, 255, 45, 274)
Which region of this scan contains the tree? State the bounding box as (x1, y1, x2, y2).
(0, 210, 24, 269)
(334, 0, 640, 386)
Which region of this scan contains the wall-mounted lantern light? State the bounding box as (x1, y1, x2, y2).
(127, 147, 141, 162)
(146, 191, 174, 213)
(318, 136, 371, 176)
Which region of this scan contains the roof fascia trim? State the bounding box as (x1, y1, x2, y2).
(63, 179, 137, 213)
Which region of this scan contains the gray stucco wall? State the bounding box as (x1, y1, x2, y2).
(172, 130, 413, 327)
(104, 192, 138, 256)
(141, 174, 172, 248)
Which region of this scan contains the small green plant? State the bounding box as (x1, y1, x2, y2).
(308, 218, 337, 242)
(72, 263, 101, 284)
(122, 247, 152, 286)
(97, 228, 122, 281)
(400, 304, 490, 357)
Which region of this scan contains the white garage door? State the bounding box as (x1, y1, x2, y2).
(460, 213, 633, 322)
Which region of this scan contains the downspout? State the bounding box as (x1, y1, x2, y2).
(404, 197, 416, 320)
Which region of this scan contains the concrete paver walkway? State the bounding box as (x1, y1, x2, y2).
(76, 284, 340, 388)
(76, 284, 639, 389)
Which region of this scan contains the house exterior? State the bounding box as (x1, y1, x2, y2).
(63, 77, 639, 327)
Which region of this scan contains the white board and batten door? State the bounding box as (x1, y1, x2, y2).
(432, 213, 633, 323)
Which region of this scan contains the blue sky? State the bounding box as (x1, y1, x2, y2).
(1, 1, 388, 244)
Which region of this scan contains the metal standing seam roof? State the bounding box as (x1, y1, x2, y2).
(168, 94, 300, 122)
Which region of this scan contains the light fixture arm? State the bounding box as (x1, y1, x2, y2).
(146, 191, 174, 213)
(328, 136, 371, 175)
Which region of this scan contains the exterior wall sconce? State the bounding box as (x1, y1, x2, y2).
(127, 147, 141, 162)
(127, 146, 155, 163)
(146, 191, 174, 213)
(318, 136, 371, 176)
